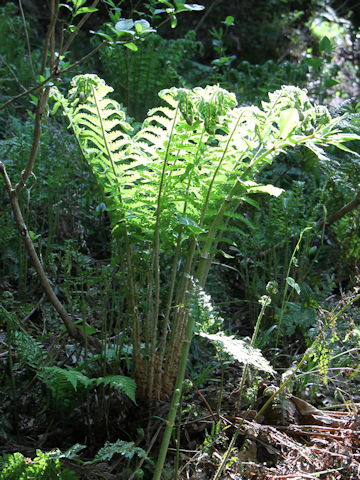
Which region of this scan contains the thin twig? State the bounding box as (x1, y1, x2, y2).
(14, 87, 50, 195)
(61, 0, 100, 56)
(0, 54, 27, 92)
(0, 39, 108, 114)
(22, 293, 46, 324)
(1, 162, 83, 342)
(186, 374, 219, 423)
(18, 0, 36, 81)
(0, 76, 52, 112)
(128, 424, 163, 480)
(41, 0, 58, 74)
(194, 0, 220, 33)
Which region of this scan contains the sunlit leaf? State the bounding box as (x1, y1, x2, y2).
(59, 4, 73, 13)
(170, 14, 177, 28)
(199, 332, 275, 374)
(183, 3, 205, 11)
(177, 215, 206, 234)
(242, 180, 284, 197)
(286, 277, 301, 295)
(91, 30, 113, 41)
(279, 108, 299, 138)
(115, 18, 135, 32)
(124, 42, 138, 51)
(223, 15, 235, 26)
(96, 375, 136, 403)
(74, 7, 98, 16)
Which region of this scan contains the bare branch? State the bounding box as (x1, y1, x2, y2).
(14, 86, 50, 195)
(41, 0, 59, 74)
(0, 76, 52, 112)
(324, 191, 360, 227)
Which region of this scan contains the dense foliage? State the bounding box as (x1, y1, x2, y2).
(1, 1, 360, 479)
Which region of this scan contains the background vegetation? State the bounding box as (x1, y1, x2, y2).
(1, 0, 360, 479)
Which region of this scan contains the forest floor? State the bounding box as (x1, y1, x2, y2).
(1, 327, 360, 480)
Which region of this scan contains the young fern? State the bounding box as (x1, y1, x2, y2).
(41, 366, 136, 404)
(51, 76, 360, 400)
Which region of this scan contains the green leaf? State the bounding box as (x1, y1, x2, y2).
(319, 35, 332, 54)
(243, 181, 284, 197)
(74, 7, 98, 16)
(324, 78, 338, 88)
(58, 444, 86, 459)
(220, 250, 234, 259)
(177, 215, 206, 234)
(305, 142, 329, 161)
(279, 108, 299, 138)
(74, 0, 86, 7)
(329, 132, 360, 143)
(51, 101, 61, 116)
(223, 15, 235, 26)
(115, 18, 135, 32)
(305, 57, 323, 69)
(91, 30, 113, 41)
(170, 14, 177, 28)
(159, 0, 173, 7)
(73, 319, 97, 335)
(124, 42, 138, 51)
(286, 277, 301, 295)
(59, 4, 73, 13)
(242, 196, 260, 209)
(43, 367, 94, 391)
(134, 19, 155, 35)
(183, 3, 205, 11)
(28, 230, 41, 240)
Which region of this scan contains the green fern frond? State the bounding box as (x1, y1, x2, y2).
(92, 439, 147, 463)
(96, 375, 136, 403)
(41, 367, 137, 403)
(53, 78, 359, 266)
(5, 312, 47, 370)
(41, 366, 94, 391)
(199, 332, 275, 374)
(0, 450, 78, 480)
(13, 331, 47, 370)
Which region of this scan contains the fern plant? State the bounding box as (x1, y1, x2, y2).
(87, 439, 147, 464)
(40, 366, 136, 403)
(0, 450, 78, 480)
(51, 75, 359, 401)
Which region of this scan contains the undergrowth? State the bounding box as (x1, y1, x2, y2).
(1, 2, 360, 479)
(97, 30, 202, 119)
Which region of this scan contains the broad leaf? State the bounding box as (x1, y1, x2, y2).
(286, 276, 301, 295)
(243, 181, 284, 197)
(115, 18, 135, 32)
(177, 215, 206, 234)
(279, 108, 299, 138)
